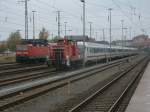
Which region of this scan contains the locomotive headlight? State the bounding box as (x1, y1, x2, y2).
(66, 55, 70, 66)
(66, 55, 69, 59)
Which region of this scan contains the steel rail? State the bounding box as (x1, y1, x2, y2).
(0, 65, 47, 76)
(0, 68, 56, 87)
(0, 58, 129, 110)
(68, 57, 147, 112)
(107, 58, 149, 112)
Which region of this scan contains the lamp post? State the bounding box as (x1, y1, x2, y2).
(124, 28, 128, 47)
(64, 22, 67, 37)
(57, 11, 61, 38)
(108, 8, 112, 61)
(121, 20, 124, 49)
(80, 0, 86, 67)
(32, 11, 36, 39)
(88, 22, 92, 38)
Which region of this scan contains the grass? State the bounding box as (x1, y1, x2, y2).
(0, 55, 15, 62)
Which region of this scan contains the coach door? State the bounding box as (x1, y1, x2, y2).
(54, 48, 64, 67)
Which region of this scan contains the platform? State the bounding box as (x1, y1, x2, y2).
(125, 62, 150, 112)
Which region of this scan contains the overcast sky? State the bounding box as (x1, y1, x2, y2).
(0, 0, 150, 41)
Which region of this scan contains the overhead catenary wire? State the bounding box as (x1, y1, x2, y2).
(0, 0, 149, 41)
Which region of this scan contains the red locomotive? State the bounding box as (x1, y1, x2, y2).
(47, 38, 81, 69)
(16, 39, 49, 63)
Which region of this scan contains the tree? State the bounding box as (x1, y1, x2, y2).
(0, 41, 7, 53)
(7, 31, 22, 51)
(39, 28, 49, 40)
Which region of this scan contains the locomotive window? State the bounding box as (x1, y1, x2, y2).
(98, 48, 101, 52)
(92, 48, 94, 53)
(112, 49, 115, 52)
(16, 45, 27, 50)
(87, 47, 90, 52)
(94, 48, 96, 53)
(100, 48, 103, 52)
(90, 48, 92, 53)
(77, 45, 84, 55)
(102, 48, 104, 52)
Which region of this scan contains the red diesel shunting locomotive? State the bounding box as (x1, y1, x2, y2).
(47, 38, 81, 69)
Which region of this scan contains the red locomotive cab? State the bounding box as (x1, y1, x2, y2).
(71, 43, 77, 57)
(64, 41, 69, 57)
(48, 43, 56, 59)
(64, 37, 67, 44)
(64, 40, 78, 66)
(16, 44, 28, 56)
(27, 44, 33, 57)
(48, 38, 80, 69)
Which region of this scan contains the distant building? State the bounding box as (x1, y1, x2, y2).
(125, 40, 133, 47)
(132, 34, 150, 48)
(112, 34, 150, 48)
(112, 40, 133, 47)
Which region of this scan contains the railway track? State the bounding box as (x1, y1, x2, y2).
(0, 62, 15, 64)
(67, 57, 148, 112)
(0, 64, 54, 87)
(0, 64, 48, 77)
(0, 68, 56, 87)
(0, 62, 46, 71)
(0, 56, 142, 111)
(0, 62, 19, 70)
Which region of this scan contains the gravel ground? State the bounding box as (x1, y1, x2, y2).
(3, 56, 143, 112)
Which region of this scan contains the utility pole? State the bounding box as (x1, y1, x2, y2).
(57, 11, 61, 38)
(102, 28, 107, 62)
(51, 33, 54, 40)
(102, 29, 105, 41)
(95, 32, 98, 40)
(25, 0, 28, 39)
(88, 22, 92, 38)
(129, 26, 132, 40)
(18, 0, 30, 39)
(124, 28, 128, 47)
(121, 20, 124, 49)
(68, 30, 72, 35)
(108, 8, 112, 61)
(64, 22, 67, 37)
(80, 0, 86, 67)
(32, 11, 36, 39)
